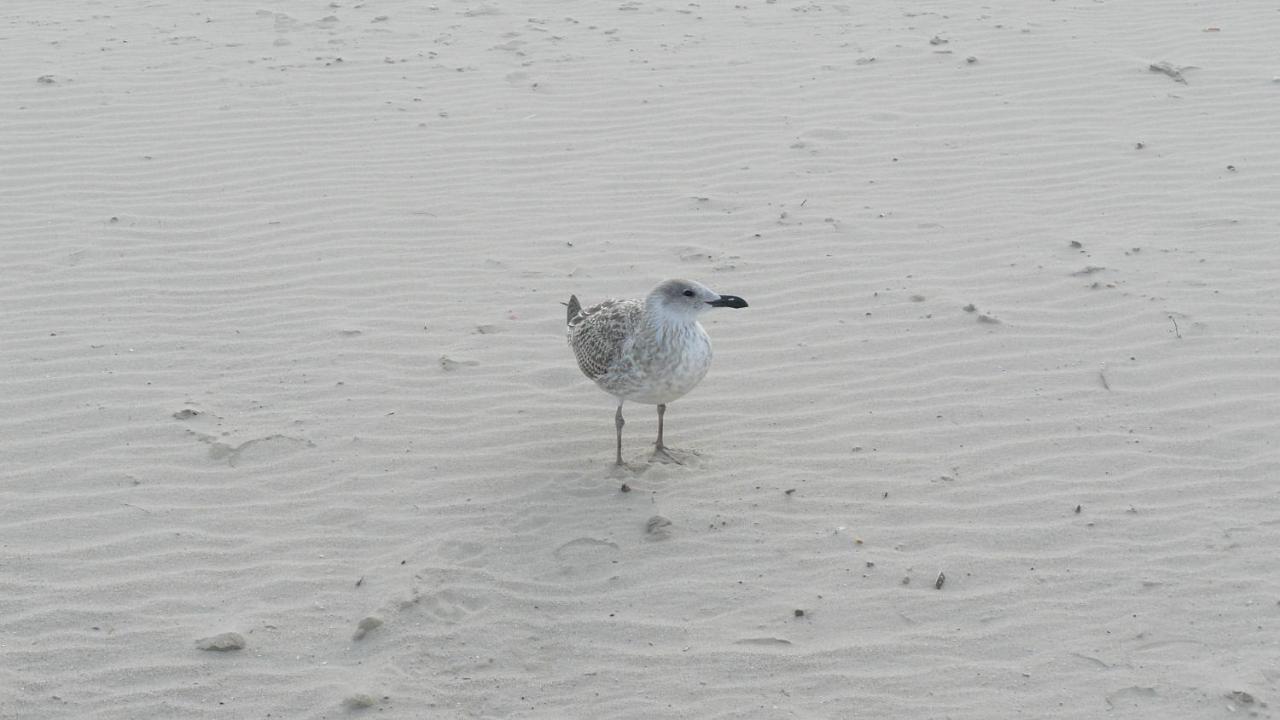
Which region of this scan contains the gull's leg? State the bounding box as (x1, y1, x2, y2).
(614, 402, 625, 466)
(651, 403, 685, 464)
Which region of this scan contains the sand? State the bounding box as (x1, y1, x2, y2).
(2, 1, 1278, 718)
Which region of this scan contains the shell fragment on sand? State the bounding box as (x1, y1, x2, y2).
(353, 615, 383, 640)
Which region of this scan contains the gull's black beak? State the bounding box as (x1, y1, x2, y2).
(707, 294, 748, 309)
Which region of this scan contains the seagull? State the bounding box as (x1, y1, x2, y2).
(565, 278, 748, 465)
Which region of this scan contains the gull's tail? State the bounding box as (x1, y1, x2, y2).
(566, 295, 582, 326)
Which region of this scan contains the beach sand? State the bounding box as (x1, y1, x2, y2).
(2, 1, 1278, 718)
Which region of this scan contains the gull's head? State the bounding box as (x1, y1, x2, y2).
(647, 278, 749, 318)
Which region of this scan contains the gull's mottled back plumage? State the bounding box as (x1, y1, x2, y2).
(565, 278, 748, 465)
(566, 296, 643, 381)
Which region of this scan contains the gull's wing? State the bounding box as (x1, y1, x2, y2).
(566, 296, 642, 381)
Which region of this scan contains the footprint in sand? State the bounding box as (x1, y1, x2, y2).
(552, 537, 619, 577)
(189, 432, 315, 467)
(437, 540, 488, 567)
(420, 587, 489, 623)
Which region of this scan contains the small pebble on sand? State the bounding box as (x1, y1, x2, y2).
(195, 632, 246, 651)
(343, 693, 377, 709)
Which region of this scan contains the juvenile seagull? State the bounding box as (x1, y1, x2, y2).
(566, 278, 748, 465)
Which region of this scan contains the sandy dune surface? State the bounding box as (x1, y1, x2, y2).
(2, 1, 1278, 718)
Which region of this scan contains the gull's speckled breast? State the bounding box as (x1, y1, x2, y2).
(605, 321, 713, 405)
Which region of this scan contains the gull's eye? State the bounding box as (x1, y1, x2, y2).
(682, 289, 695, 297)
